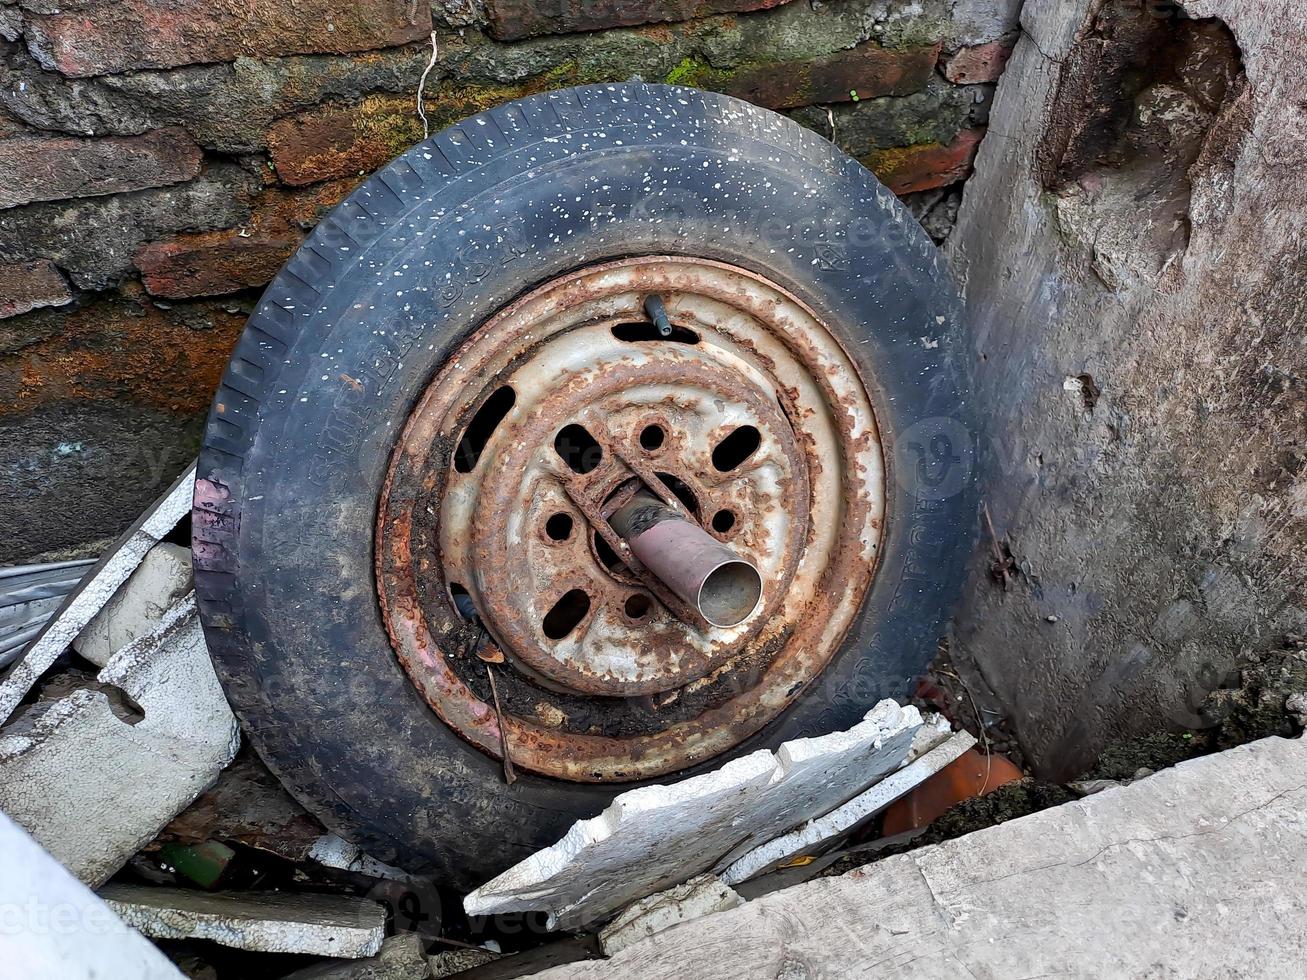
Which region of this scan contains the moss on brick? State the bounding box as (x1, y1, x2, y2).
(665, 56, 714, 86)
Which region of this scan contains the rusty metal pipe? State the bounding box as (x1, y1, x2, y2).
(610, 493, 762, 628)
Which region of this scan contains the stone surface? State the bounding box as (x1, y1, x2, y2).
(0, 129, 202, 209)
(74, 541, 193, 666)
(0, 593, 240, 886)
(724, 42, 940, 110)
(942, 34, 1018, 84)
(282, 934, 432, 979)
(863, 127, 985, 194)
(23, 0, 432, 77)
(0, 463, 194, 723)
(0, 258, 72, 319)
(100, 884, 386, 957)
(945, 0, 1307, 779)
(946, 0, 1023, 47)
(527, 736, 1307, 978)
(789, 78, 982, 160)
(0, 164, 255, 291)
(1288, 692, 1307, 727)
(483, 0, 791, 42)
(0, 810, 183, 979)
(464, 701, 938, 930)
(135, 229, 300, 299)
(598, 875, 742, 957)
(722, 730, 976, 884)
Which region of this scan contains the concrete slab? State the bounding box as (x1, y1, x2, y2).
(722, 730, 976, 885)
(0, 594, 240, 885)
(524, 736, 1307, 979)
(74, 541, 192, 667)
(598, 876, 741, 957)
(464, 700, 938, 930)
(0, 809, 183, 979)
(0, 462, 194, 724)
(100, 884, 386, 958)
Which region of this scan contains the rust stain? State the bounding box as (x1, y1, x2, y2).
(374, 257, 885, 783)
(2, 286, 244, 418)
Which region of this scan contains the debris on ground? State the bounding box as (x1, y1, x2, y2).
(598, 875, 742, 957)
(0, 594, 239, 886)
(100, 884, 387, 958)
(158, 752, 331, 865)
(464, 701, 947, 930)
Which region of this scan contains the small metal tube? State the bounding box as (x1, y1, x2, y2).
(611, 494, 762, 628)
(643, 295, 673, 338)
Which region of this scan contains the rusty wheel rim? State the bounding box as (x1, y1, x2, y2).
(376, 257, 885, 782)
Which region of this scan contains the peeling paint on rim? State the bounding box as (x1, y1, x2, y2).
(376, 256, 886, 782)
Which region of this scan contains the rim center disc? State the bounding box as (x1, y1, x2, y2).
(376, 257, 886, 782)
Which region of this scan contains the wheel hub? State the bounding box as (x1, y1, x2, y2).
(376, 257, 886, 782)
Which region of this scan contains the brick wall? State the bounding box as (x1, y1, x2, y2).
(0, 0, 1020, 562)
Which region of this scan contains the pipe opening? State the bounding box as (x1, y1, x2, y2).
(697, 560, 763, 628)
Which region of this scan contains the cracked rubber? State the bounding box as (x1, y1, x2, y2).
(193, 83, 978, 891)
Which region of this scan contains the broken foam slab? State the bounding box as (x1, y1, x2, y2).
(74, 541, 193, 667)
(100, 884, 386, 958)
(721, 728, 977, 885)
(0, 462, 195, 724)
(599, 875, 742, 957)
(0, 594, 240, 886)
(3, 811, 183, 979)
(464, 700, 950, 931)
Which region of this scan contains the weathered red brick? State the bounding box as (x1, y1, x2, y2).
(485, 0, 792, 42)
(942, 34, 1018, 84)
(135, 231, 300, 299)
(0, 130, 202, 210)
(132, 179, 361, 296)
(723, 43, 941, 111)
(267, 106, 388, 189)
(267, 84, 538, 186)
(24, 0, 431, 78)
(863, 128, 986, 195)
(0, 259, 73, 319)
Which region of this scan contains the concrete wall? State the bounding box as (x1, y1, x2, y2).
(946, 0, 1307, 778)
(0, 0, 1020, 562)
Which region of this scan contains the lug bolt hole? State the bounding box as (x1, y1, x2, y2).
(543, 589, 591, 640)
(545, 513, 574, 541)
(555, 423, 602, 474)
(639, 424, 665, 451)
(711, 509, 736, 534)
(625, 593, 653, 620)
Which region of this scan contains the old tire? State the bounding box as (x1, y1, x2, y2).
(193, 83, 977, 890)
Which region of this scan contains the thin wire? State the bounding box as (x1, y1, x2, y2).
(417, 32, 439, 139)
